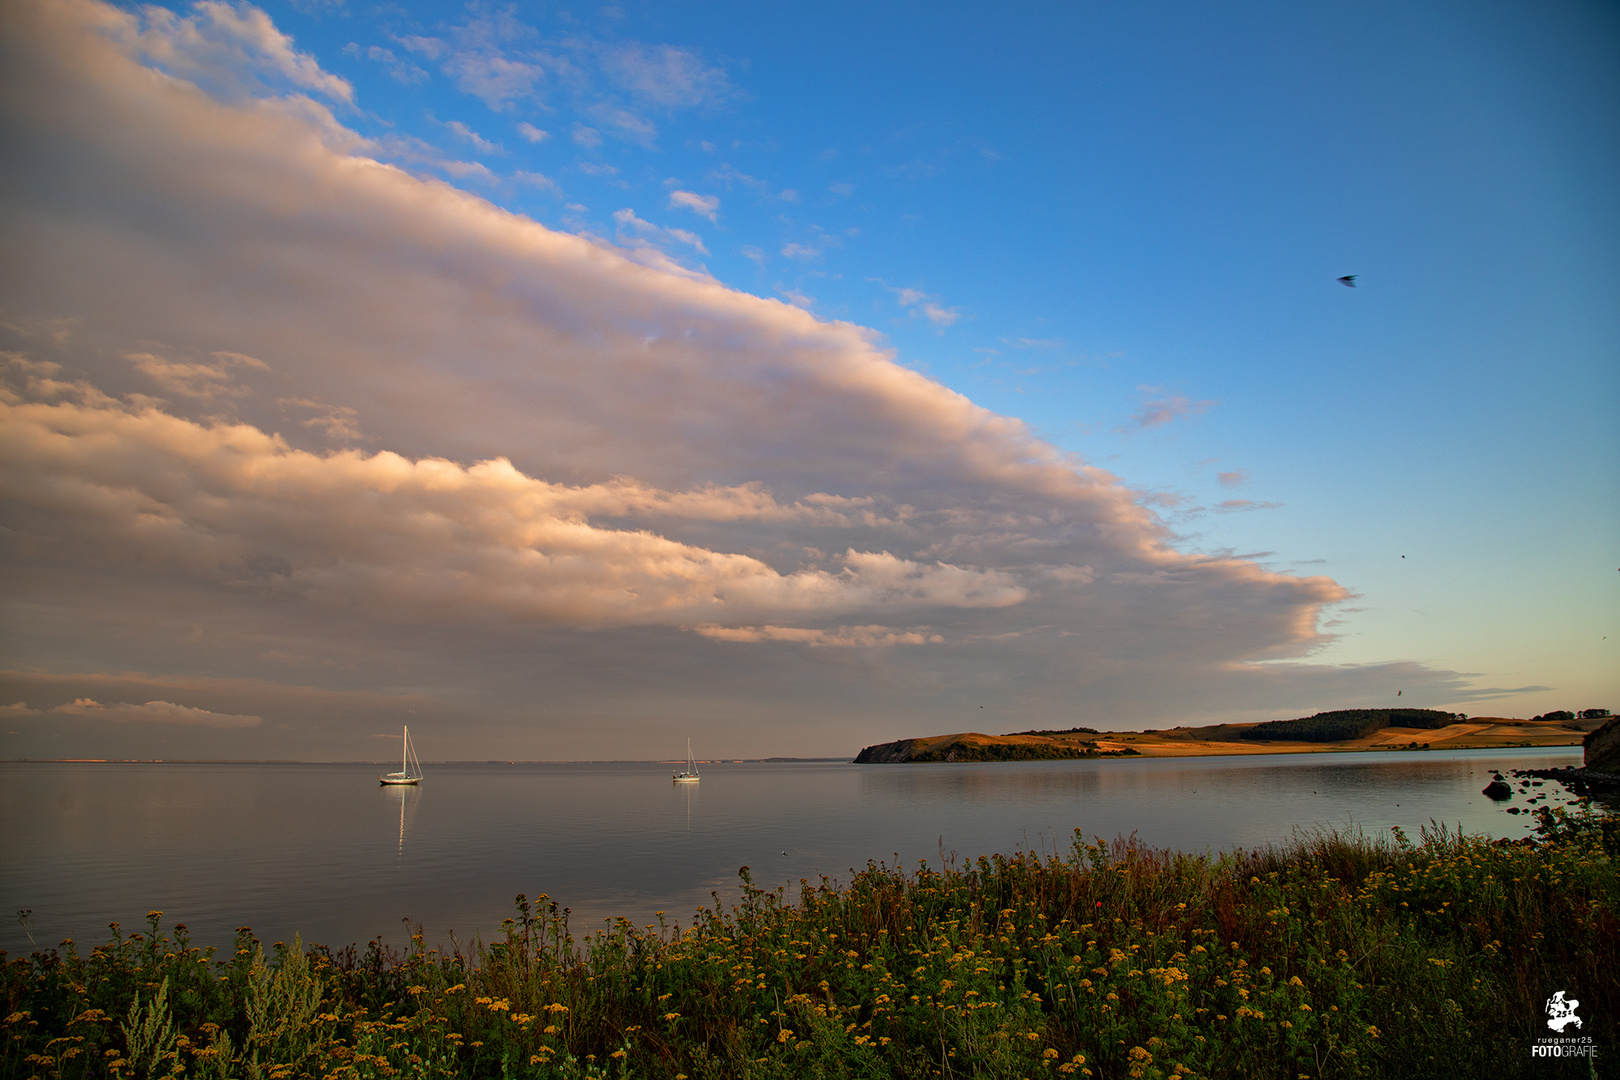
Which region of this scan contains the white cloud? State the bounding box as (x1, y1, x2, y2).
(889, 286, 960, 327)
(432, 12, 547, 111)
(350, 43, 427, 85)
(601, 43, 730, 107)
(0, 0, 1365, 746)
(668, 190, 719, 221)
(1217, 469, 1247, 488)
(1129, 386, 1215, 430)
(573, 125, 603, 149)
(126, 0, 354, 104)
(516, 122, 549, 143)
(0, 388, 1026, 628)
(586, 104, 657, 147)
(514, 170, 563, 196)
(125, 349, 268, 400)
(692, 625, 945, 648)
(1, 697, 262, 728)
(613, 208, 708, 254)
(443, 119, 500, 154)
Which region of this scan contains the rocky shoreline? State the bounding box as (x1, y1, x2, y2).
(1513, 765, 1620, 803)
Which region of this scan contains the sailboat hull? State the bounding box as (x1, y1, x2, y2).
(379, 725, 424, 785)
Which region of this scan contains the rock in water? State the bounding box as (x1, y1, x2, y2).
(1482, 778, 1512, 800)
(1584, 716, 1620, 773)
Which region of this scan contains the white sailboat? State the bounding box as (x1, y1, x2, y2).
(672, 738, 700, 783)
(379, 725, 423, 786)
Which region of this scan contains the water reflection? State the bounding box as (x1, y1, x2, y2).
(0, 747, 1586, 956)
(383, 784, 420, 855)
(678, 779, 698, 831)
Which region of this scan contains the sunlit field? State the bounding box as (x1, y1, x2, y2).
(6, 805, 1614, 1080)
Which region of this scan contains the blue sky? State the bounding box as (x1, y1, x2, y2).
(0, 0, 1614, 759)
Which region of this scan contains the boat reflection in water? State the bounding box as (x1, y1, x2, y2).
(383, 782, 420, 855)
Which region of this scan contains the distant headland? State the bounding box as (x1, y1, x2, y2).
(855, 708, 1609, 763)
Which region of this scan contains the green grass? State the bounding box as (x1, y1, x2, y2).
(4, 804, 1615, 1079)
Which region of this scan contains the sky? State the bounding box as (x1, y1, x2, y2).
(0, 0, 1615, 762)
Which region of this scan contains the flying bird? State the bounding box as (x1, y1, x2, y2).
(1337, 275, 1357, 287)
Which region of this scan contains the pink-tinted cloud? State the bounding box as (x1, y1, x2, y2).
(0, 0, 1376, 754)
(1130, 386, 1215, 429)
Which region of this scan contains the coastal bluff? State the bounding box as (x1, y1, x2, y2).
(854, 730, 1135, 763)
(1586, 715, 1620, 773)
(854, 713, 1602, 763)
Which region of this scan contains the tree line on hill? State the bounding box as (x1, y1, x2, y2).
(1242, 708, 1463, 743)
(1531, 709, 1611, 722)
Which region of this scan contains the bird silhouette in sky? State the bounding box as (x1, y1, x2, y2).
(1338, 275, 1357, 287)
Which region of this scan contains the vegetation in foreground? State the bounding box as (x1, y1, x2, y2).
(4, 806, 1616, 1080)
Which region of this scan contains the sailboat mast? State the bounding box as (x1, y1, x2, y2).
(403, 725, 409, 774)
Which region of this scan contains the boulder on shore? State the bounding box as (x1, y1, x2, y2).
(1585, 716, 1620, 774)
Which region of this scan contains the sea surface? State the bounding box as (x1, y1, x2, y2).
(0, 746, 1585, 957)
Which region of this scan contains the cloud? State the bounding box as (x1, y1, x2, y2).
(1, 697, 262, 728)
(126, 0, 354, 104)
(668, 190, 719, 221)
(280, 396, 363, 441)
(1217, 470, 1247, 488)
(443, 119, 500, 154)
(1216, 500, 1283, 513)
(613, 208, 708, 254)
(586, 103, 657, 147)
(347, 43, 427, 85)
(1129, 386, 1215, 430)
(573, 125, 603, 149)
(781, 242, 820, 260)
(514, 170, 563, 196)
(692, 625, 945, 648)
(601, 43, 730, 107)
(0, 0, 1376, 752)
(126, 349, 268, 401)
(516, 122, 548, 143)
(425, 12, 547, 111)
(0, 384, 1040, 629)
(889, 286, 961, 327)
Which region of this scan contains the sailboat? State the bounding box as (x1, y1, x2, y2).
(672, 738, 700, 784)
(379, 725, 423, 786)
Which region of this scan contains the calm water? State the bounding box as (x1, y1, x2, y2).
(0, 746, 1584, 956)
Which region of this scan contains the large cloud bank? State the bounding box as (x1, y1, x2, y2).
(0, 0, 1384, 757)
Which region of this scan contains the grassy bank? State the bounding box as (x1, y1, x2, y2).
(4, 806, 1615, 1080)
